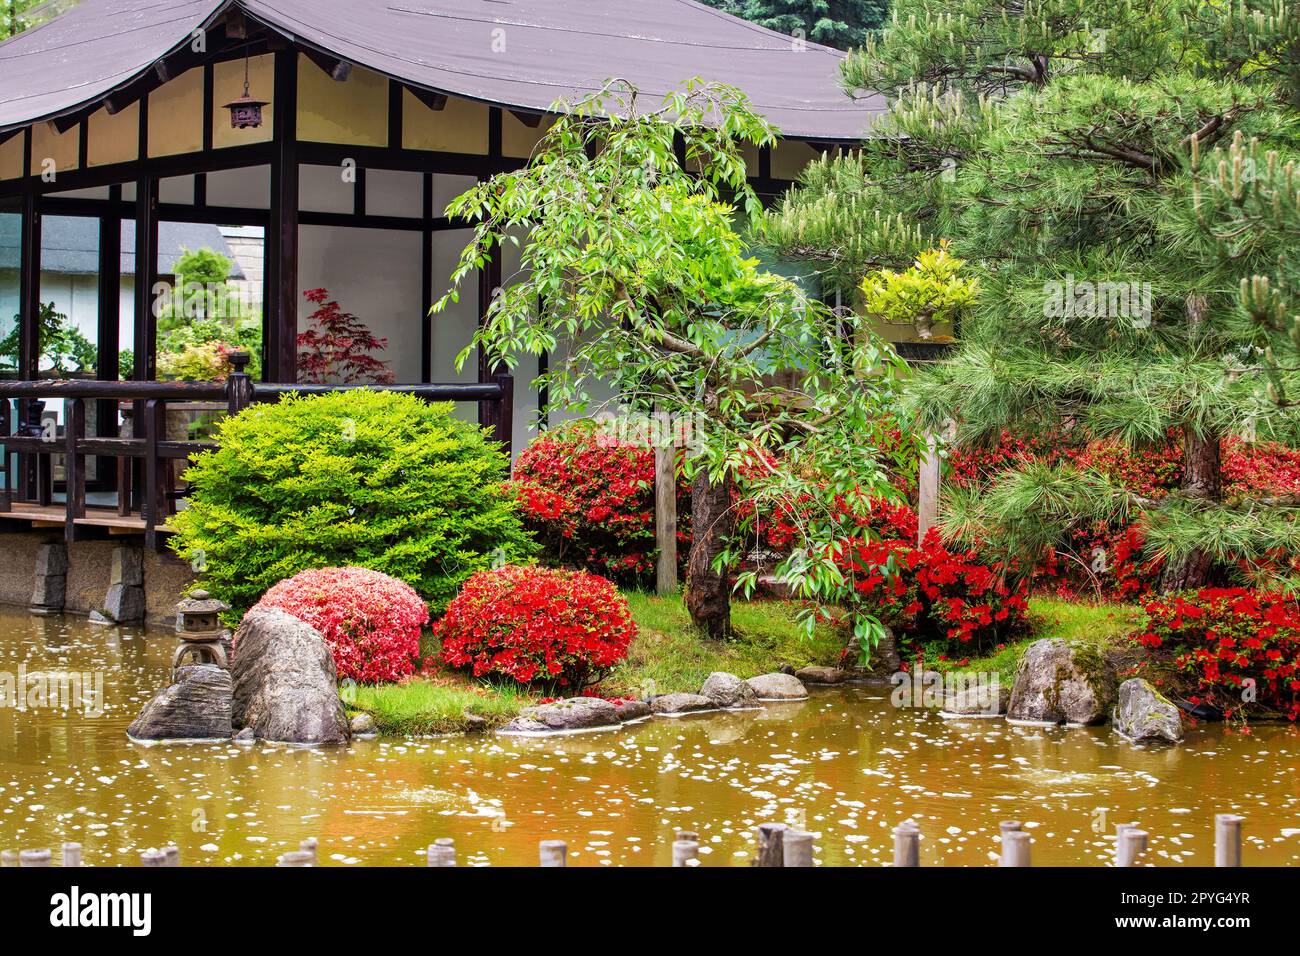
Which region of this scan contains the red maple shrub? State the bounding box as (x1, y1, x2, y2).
(509, 422, 689, 582)
(437, 565, 636, 689)
(1134, 587, 1300, 721)
(297, 288, 395, 385)
(253, 566, 428, 683)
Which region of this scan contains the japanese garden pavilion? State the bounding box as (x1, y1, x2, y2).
(0, 0, 880, 537)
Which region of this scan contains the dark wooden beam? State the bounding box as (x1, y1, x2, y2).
(388, 80, 404, 150)
(421, 171, 432, 383)
(132, 174, 158, 382)
(509, 110, 543, 128)
(408, 88, 447, 112)
(303, 48, 352, 82)
(266, 48, 300, 384)
(18, 129, 39, 383)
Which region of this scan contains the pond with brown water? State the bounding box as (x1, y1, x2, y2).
(1, 609, 1297, 866)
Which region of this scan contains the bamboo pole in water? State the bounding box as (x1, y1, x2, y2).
(1117, 829, 1148, 867)
(163, 845, 180, 867)
(539, 839, 567, 867)
(893, 822, 920, 867)
(19, 848, 51, 867)
(755, 822, 787, 867)
(299, 838, 318, 866)
(140, 849, 167, 867)
(62, 843, 82, 867)
(427, 838, 455, 867)
(1, 850, 20, 867)
(1215, 814, 1244, 867)
(783, 830, 815, 867)
(277, 850, 314, 867)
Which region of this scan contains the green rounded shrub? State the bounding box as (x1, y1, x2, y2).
(171, 390, 535, 614)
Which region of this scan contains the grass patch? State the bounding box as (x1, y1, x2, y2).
(938, 596, 1143, 685)
(606, 591, 846, 695)
(350, 677, 538, 736)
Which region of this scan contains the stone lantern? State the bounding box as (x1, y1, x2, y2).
(173, 589, 231, 674)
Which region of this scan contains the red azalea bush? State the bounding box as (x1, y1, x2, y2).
(253, 566, 429, 683)
(1134, 587, 1300, 721)
(509, 422, 689, 582)
(829, 500, 1028, 654)
(437, 565, 636, 689)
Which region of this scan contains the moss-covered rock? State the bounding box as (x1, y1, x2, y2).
(1007, 638, 1117, 725)
(1113, 677, 1184, 743)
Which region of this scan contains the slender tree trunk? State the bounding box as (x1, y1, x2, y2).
(1160, 294, 1221, 592)
(686, 468, 732, 640)
(1159, 424, 1221, 591)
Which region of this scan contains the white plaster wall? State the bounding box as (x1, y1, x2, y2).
(298, 224, 423, 384)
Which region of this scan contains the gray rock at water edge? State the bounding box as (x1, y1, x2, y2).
(614, 698, 651, 722)
(650, 692, 717, 715)
(350, 712, 378, 736)
(699, 672, 758, 709)
(127, 664, 233, 741)
(1113, 678, 1184, 743)
(1006, 638, 1116, 725)
(943, 680, 1011, 716)
(500, 697, 620, 733)
(795, 665, 849, 685)
(87, 609, 113, 626)
(232, 726, 256, 743)
(31, 574, 66, 609)
(102, 582, 146, 624)
(230, 608, 350, 745)
(745, 673, 809, 700)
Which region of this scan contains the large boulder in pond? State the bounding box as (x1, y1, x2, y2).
(1113, 678, 1184, 743)
(746, 672, 808, 700)
(499, 697, 620, 734)
(1007, 638, 1116, 725)
(127, 664, 232, 741)
(699, 672, 759, 709)
(650, 692, 716, 715)
(230, 607, 350, 745)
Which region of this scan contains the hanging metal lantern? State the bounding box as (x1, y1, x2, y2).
(223, 52, 268, 129)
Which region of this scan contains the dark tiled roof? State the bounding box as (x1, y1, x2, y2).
(0, 0, 881, 141)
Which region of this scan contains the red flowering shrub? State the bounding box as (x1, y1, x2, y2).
(1134, 587, 1300, 721)
(509, 423, 689, 582)
(830, 500, 1028, 654)
(437, 565, 636, 688)
(253, 566, 429, 683)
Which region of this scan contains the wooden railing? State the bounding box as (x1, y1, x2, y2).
(0, 352, 514, 548)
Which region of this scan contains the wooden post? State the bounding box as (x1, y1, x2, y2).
(19, 849, 51, 867)
(1215, 813, 1243, 867)
(494, 372, 514, 461)
(1117, 829, 1148, 867)
(998, 820, 1022, 867)
(62, 843, 82, 868)
(783, 830, 815, 867)
(655, 442, 678, 595)
(0, 850, 18, 867)
(226, 351, 254, 415)
(892, 822, 920, 867)
(1114, 821, 1134, 865)
(755, 822, 787, 867)
(163, 845, 180, 867)
(140, 849, 166, 867)
(299, 838, 318, 866)
(427, 837, 455, 867)
(267, 48, 300, 384)
(672, 839, 699, 867)
(539, 839, 567, 867)
(675, 830, 699, 843)
(1001, 831, 1031, 867)
(277, 850, 314, 867)
(917, 430, 940, 545)
(64, 397, 86, 543)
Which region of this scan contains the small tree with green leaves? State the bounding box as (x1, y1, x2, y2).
(434, 79, 914, 643)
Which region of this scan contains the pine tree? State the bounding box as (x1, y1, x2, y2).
(763, 0, 1300, 592)
(698, 0, 888, 49)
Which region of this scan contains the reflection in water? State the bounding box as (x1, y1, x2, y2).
(0, 608, 1297, 866)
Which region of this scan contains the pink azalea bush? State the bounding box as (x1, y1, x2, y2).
(252, 566, 429, 683)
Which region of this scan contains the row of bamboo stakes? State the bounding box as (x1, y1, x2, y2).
(1, 815, 1247, 868)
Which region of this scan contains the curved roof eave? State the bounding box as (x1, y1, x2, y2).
(0, 0, 882, 143)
